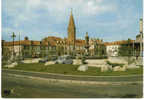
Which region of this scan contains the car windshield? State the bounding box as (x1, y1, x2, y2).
(66, 56, 70, 59)
(58, 56, 70, 60)
(58, 57, 64, 60)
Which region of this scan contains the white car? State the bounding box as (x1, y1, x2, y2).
(56, 55, 73, 64)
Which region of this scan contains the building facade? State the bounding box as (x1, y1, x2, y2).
(3, 11, 142, 59)
(135, 18, 143, 56)
(2, 10, 107, 59)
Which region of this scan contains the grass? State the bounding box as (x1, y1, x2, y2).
(3, 63, 143, 76)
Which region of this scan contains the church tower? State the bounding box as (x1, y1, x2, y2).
(67, 9, 76, 46)
(140, 18, 143, 34)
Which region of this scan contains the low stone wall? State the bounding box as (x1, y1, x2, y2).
(136, 57, 143, 65)
(78, 56, 142, 68)
(108, 56, 143, 65)
(73, 59, 82, 65)
(22, 58, 42, 63)
(85, 59, 107, 67)
(108, 57, 129, 64)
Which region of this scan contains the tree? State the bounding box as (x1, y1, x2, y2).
(2, 47, 11, 61)
(118, 38, 132, 56)
(118, 38, 133, 64)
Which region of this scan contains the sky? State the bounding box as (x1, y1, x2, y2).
(2, 0, 143, 42)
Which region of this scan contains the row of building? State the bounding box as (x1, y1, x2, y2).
(2, 10, 143, 59)
(2, 35, 105, 57)
(2, 34, 142, 58)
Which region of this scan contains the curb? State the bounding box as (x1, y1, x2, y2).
(2, 69, 143, 78)
(5, 73, 142, 85)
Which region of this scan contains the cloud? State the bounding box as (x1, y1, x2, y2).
(4, 0, 117, 22)
(2, 0, 142, 42)
(3, 0, 117, 37)
(86, 0, 117, 15)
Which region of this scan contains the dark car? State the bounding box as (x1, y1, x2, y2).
(51, 56, 57, 61)
(39, 58, 48, 63)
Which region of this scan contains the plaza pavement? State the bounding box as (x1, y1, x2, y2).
(2, 69, 143, 98)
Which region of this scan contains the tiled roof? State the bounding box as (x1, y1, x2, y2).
(89, 39, 103, 45)
(75, 39, 85, 46)
(42, 36, 86, 46)
(3, 40, 31, 46)
(104, 40, 135, 46)
(42, 36, 63, 46)
(4, 36, 135, 47)
(3, 40, 40, 46)
(31, 41, 41, 46)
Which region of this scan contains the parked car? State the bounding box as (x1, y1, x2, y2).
(56, 55, 73, 64)
(39, 57, 48, 63)
(51, 56, 57, 61)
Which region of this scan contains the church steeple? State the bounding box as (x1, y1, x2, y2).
(67, 8, 76, 46)
(68, 9, 75, 30)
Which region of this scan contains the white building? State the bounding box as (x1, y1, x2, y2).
(104, 40, 135, 57)
(106, 45, 119, 57)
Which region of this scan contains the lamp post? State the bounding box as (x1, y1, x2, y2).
(63, 40, 66, 55)
(47, 41, 50, 56)
(11, 32, 16, 61)
(19, 32, 21, 60)
(57, 41, 59, 56)
(132, 40, 135, 56)
(60, 41, 62, 56)
(85, 32, 89, 56)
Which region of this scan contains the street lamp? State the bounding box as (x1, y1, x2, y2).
(18, 32, 21, 61)
(63, 40, 66, 55)
(47, 41, 50, 56)
(85, 32, 89, 56)
(11, 32, 16, 61)
(56, 41, 60, 56)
